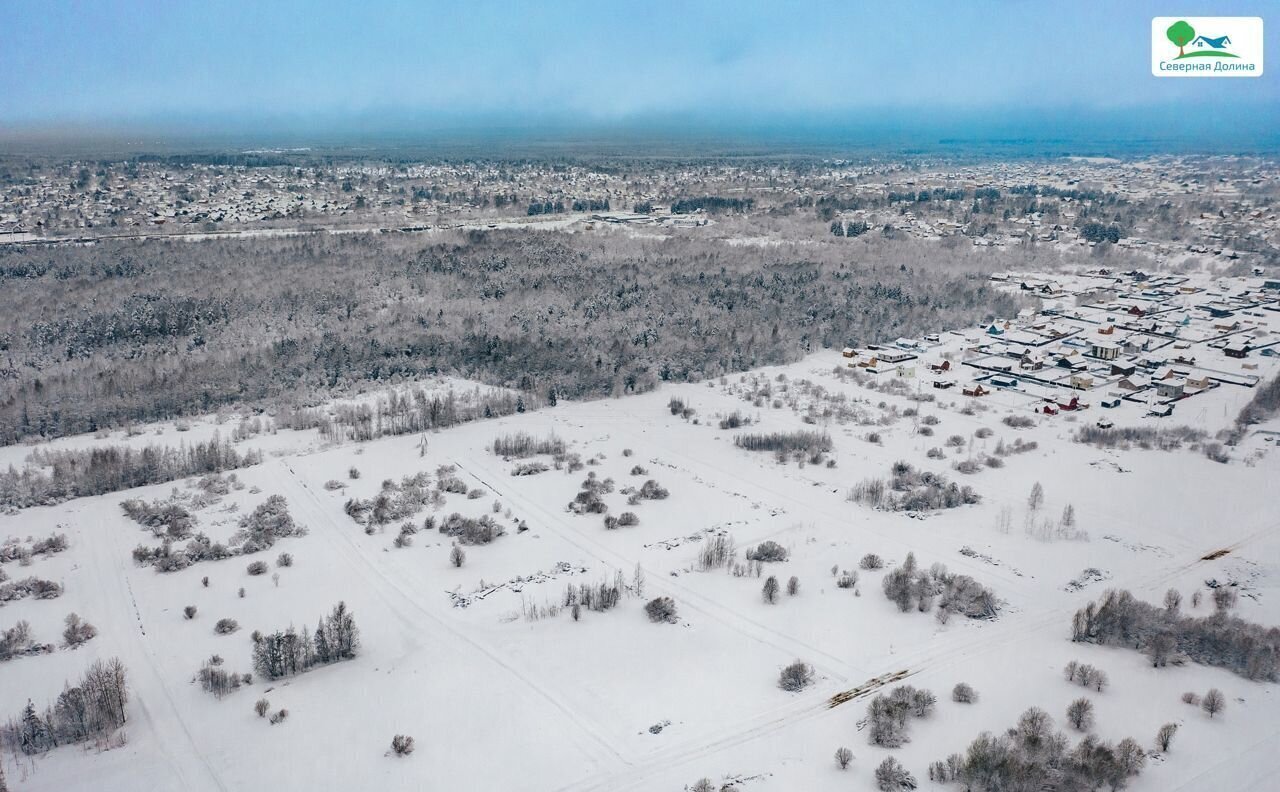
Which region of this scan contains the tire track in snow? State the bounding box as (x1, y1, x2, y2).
(456, 457, 859, 682)
(276, 459, 628, 774)
(76, 501, 228, 792)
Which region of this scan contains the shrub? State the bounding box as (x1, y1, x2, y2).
(512, 461, 550, 476)
(849, 461, 980, 512)
(62, 613, 98, 647)
(860, 553, 884, 570)
(746, 541, 788, 562)
(450, 545, 466, 568)
(787, 576, 799, 596)
(269, 708, 289, 725)
(391, 734, 415, 756)
(214, 618, 239, 635)
(0, 577, 64, 604)
(437, 512, 504, 544)
(875, 757, 916, 791)
(348, 467, 361, 479)
(718, 411, 747, 429)
(1003, 415, 1035, 429)
(255, 698, 270, 718)
(247, 560, 269, 576)
(778, 660, 814, 691)
(645, 596, 678, 623)
(637, 479, 669, 500)
(184, 605, 198, 620)
(0, 620, 41, 661)
(616, 511, 640, 527)
(952, 682, 976, 703)
(276, 552, 293, 567)
(836, 570, 858, 589)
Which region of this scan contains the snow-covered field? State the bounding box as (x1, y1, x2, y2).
(2, 281, 1279, 792)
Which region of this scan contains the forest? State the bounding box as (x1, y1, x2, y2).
(0, 229, 1024, 445)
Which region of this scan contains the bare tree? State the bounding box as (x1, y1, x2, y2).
(1027, 481, 1044, 512)
(450, 545, 466, 568)
(1066, 697, 1094, 731)
(255, 698, 270, 718)
(1202, 688, 1226, 718)
(1156, 722, 1178, 752)
(835, 746, 853, 769)
(1164, 588, 1181, 614)
(1147, 630, 1177, 667)
(787, 576, 799, 596)
(763, 575, 779, 604)
(1212, 587, 1238, 612)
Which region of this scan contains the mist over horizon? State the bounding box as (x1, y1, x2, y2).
(3, 0, 1275, 157)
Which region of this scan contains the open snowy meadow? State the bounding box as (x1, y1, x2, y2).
(2, 274, 1279, 792)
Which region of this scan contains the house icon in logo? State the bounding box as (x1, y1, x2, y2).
(1166, 20, 1238, 59)
(1192, 34, 1231, 49)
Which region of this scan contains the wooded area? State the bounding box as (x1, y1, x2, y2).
(0, 230, 1023, 444)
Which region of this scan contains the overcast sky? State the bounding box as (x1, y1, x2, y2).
(2, 0, 1275, 144)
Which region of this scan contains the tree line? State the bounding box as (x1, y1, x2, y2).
(1, 658, 128, 755)
(0, 436, 260, 509)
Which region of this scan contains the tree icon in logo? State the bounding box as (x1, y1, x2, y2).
(1166, 20, 1195, 57)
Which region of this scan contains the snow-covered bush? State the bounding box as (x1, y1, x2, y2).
(746, 540, 788, 562)
(778, 660, 814, 691)
(391, 734, 415, 756)
(645, 596, 678, 623)
(62, 613, 98, 647)
(875, 757, 915, 791)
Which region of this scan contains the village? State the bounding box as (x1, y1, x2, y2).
(842, 269, 1280, 423)
(2, 155, 1276, 280)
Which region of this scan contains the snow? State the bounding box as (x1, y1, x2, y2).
(2, 274, 1279, 791)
